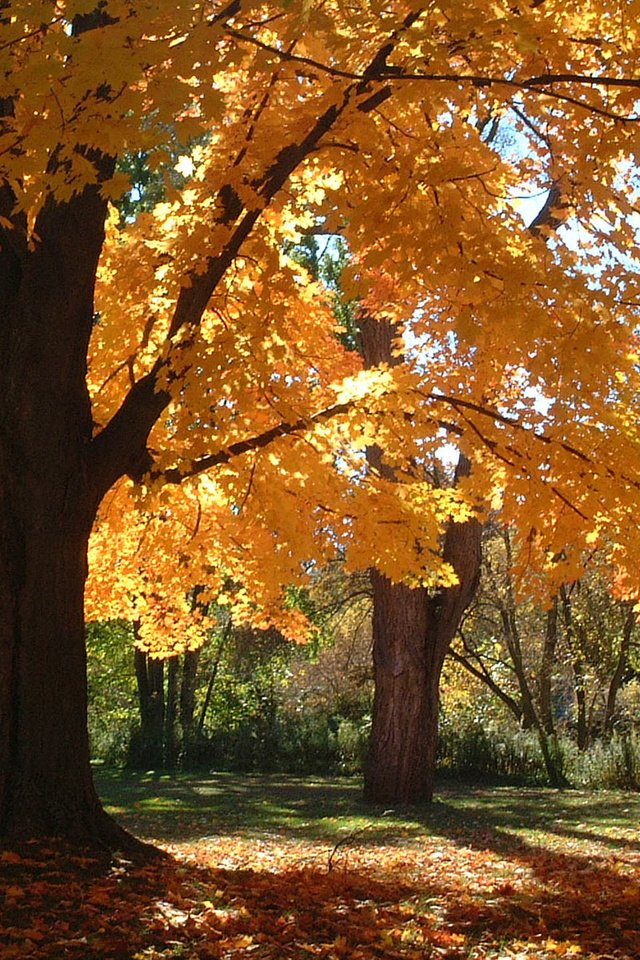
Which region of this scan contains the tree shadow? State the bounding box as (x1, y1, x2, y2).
(2, 823, 639, 960)
(96, 770, 640, 850)
(96, 770, 371, 842)
(402, 785, 640, 850)
(386, 792, 640, 958)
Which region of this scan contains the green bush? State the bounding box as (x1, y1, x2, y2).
(193, 710, 368, 775)
(438, 716, 640, 790)
(335, 718, 370, 775)
(565, 733, 640, 789)
(438, 719, 548, 784)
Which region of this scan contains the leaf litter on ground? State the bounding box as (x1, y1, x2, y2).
(1, 776, 639, 960)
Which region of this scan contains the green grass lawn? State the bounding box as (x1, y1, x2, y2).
(95, 767, 640, 856)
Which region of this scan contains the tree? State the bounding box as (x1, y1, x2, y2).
(3, 0, 640, 847)
(364, 512, 482, 803)
(453, 526, 569, 786)
(558, 575, 638, 746)
(453, 530, 639, 783)
(357, 314, 482, 804)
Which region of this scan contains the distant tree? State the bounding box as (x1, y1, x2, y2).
(453, 530, 639, 783)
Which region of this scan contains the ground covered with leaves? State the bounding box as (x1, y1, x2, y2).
(1, 774, 639, 960)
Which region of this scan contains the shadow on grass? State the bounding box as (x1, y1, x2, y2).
(95, 769, 640, 852)
(97, 770, 373, 842)
(93, 770, 640, 955)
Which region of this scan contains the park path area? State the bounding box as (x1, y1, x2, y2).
(1, 774, 639, 960)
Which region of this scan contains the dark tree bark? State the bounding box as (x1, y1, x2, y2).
(133, 647, 166, 769)
(164, 656, 179, 768)
(363, 576, 432, 803)
(179, 648, 201, 763)
(364, 510, 481, 804)
(0, 180, 148, 849)
(359, 315, 482, 804)
(604, 603, 635, 735)
(539, 598, 559, 736)
(0, 92, 159, 849)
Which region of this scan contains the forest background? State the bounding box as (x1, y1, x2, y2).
(87, 519, 640, 792)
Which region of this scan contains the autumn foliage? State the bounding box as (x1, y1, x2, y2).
(6, 0, 640, 649)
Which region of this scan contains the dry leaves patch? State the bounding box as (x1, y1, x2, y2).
(1, 830, 639, 960)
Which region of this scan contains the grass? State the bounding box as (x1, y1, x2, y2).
(95, 767, 640, 855)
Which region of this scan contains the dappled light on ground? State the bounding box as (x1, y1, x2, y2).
(1, 777, 638, 959)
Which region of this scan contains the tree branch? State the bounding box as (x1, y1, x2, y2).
(425, 390, 640, 488)
(225, 33, 640, 123)
(87, 10, 423, 497)
(151, 401, 352, 485)
(449, 644, 524, 722)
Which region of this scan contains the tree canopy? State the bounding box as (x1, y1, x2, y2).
(6, 4, 640, 605)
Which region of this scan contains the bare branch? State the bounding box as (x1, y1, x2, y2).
(421, 390, 640, 520)
(225, 33, 640, 123)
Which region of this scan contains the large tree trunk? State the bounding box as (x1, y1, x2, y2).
(363, 576, 435, 803)
(0, 493, 133, 846)
(363, 493, 482, 804)
(359, 314, 481, 804)
(0, 177, 148, 849)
